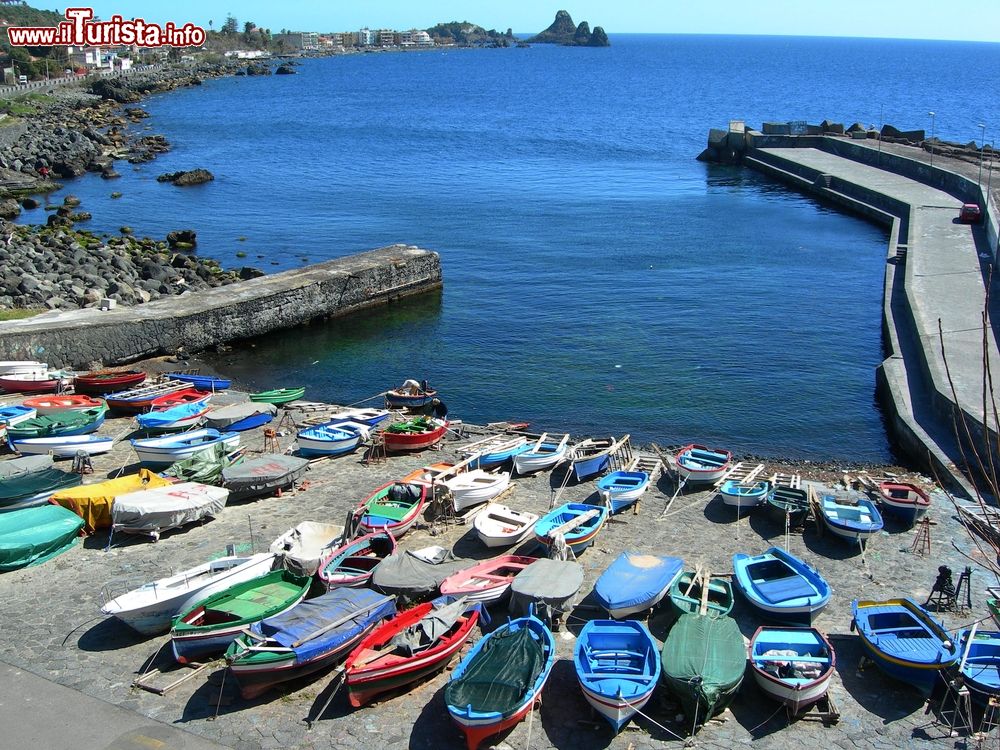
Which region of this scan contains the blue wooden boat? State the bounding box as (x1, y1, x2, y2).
(574, 619, 661, 732)
(203, 402, 277, 432)
(136, 402, 209, 432)
(597, 470, 651, 513)
(748, 626, 836, 714)
(674, 444, 732, 484)
(0, 404, 35, 427)
(166, 372, 231, 391)
(818, 494, 883, 547)
(130, 428, 240, 467)
(468, 442, 532, 470)
(765, 486, 810, 527)
(384, 380, 437, 409)
(732, 547, 831, 625)
(958, 629, 1000, 706)
(445, 612, 555, 750)
(512, 434, 570, 475)
(297, 421, 369, 457)
(719, 479, 769, 510)
(568, 437, 618, 481)
(851, 598, 958, 692)
(534, 502, 609, 556)
(594, 551, 683, 618)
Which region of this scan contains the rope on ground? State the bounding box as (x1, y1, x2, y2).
(618, 693, 686, 741)
(747, 703, 785, 733)
(209, 664, 227, 721)
(524, 694, 537, 750)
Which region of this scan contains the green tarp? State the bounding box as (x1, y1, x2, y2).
(0, 467, 80, 507)
(163, 443, 233, 485)
(445, 623, 544, 715)
(7, 407, 103, 440)
(0, 504, 84, 571)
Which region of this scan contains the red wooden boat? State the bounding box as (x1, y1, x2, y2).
(877, 481, 932, 526)
(318, 531, 397, 590)
(148, 388, 213, 411)
(0, 372, 72, 393)
(439, 555, 537, 605)
(343, 597, 481, 707)
(382, 417, 448, 453)
(22, 394, 105, 415)
(74, 369, 146, 395)
(105, 381, 193, 413)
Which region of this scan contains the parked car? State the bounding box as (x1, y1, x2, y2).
(959, 203, 982, 223)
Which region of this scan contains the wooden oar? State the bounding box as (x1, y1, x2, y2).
(699, 570, 712, 616)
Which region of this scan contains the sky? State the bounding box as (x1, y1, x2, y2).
(51, 2, 1000, 43)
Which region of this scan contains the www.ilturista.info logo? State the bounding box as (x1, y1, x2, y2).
(7, 8, 206, 48)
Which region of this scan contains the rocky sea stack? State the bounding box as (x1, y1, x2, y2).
(528, 10, 609, 46)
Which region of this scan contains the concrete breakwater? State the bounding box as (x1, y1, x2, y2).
(0, 244, 441, 368)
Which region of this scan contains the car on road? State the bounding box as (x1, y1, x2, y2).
(959, 203, 982, 224)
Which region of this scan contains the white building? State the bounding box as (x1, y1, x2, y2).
(358, 28, 375, 46)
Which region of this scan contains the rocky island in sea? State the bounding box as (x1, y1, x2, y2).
(527, 10, 610, 47)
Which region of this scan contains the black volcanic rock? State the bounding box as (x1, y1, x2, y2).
(528, 10, 609, 46)
(573, 22, 591, 45)
(588, 26, 609, 47)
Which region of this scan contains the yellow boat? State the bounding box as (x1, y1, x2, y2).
(50, 469, 172, 534)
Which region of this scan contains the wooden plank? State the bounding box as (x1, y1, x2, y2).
(132, 661, 211, 695)
(547, 509, 600, 537)
(739, 464, 765, 486)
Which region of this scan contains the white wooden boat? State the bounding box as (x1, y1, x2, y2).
(0, 360, 47, 377)
(100, 553, 276, 635)
(110, 482, 229, 540)
(130, 428, 240, 467)
(443, 469, 511, 512)
(513, 433, 570, 475)
(474, 503, 539, 548)
(270, 520, 345, 576)
(11, 434, 115, 457)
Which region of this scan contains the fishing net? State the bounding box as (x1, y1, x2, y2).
(445, 624, 544, 715)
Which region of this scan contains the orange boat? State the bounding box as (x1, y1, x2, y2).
(22, 394, 105, 415)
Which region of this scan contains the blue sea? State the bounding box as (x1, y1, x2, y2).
(41, 35, 1000, 461)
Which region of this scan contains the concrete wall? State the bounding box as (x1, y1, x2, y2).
(0, 244, 442, 368)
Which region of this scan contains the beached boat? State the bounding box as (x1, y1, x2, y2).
(597, 470, 651, 513)
(732, 547, 831, 625)
(7, 404, 106, 440)
(668, 570, 734, 620)
(296, 421, 370, 457)
(21, 394, 104, 415)
(442, 469, 511, 512)
(534, 502, 609, 556)
(0, 360, 47, 377)
(568, 437, 618, 481)
(661, 614, 745, 729)
(371, 550, 472, 598)
(111, 483, 229, 540)
(439, 555, 537, 605)
(0, 465, 80, 512)
(877, 481, 931, 526)
(74, 369, 146, 394)
(165, 373, 231, 391)
(400, 461, 454, 487)
(749, 626, 836, 713)
(204, 401, 277, 432)
(104, 380, 192, 413)
(270, 520, 345, 577)
(101, 553, 276, 635)
(512, 434, 570, 476)
(170, 568, 312, 664)
(49, 469, 170, 533)
(766, 486, 811, 527)
(445, 613, 555, 750)
(11, 434, 115, 458)
(135, 402, 211, 433)
(248, 387, 305, 405)
(957, 628, 1000, 706)
(318, 531, 397, 590)
(575, 619, 660, 732)
(0, 503, 84, 571)
(0, 404, 36, 427)
(719, 479, 770, 510)
(851, 598, 958, 692)
(0, 371, 73, 393)
(161, 443, 237, 485)
(0, 453, 53, 477)
(344, 595, 482, 708)
(147, 388, 213, 412)
(509, 558, 584, 625)
(319, 406, 391, 428)
(473, 503, 538, 548)
(818, 494, 883, 547)
(674, 444, 732, 484)
(222, 454, 310, 501)
(130, 428, 240, 467)
(385, 379, 437, 409)
(355, 481, 427, 538)
(383, 416, 448, 453)
(593, 552, 684, 619)
(226, 588, 397, 700)
(460, 435, 530, 470)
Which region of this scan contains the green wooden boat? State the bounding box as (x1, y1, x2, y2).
(170, 568, 310, 664)
(661, 614, 745, 731)
(668, 571, 735, 621)
(7, 404, 107, 440)
(249, 387, 305, 405)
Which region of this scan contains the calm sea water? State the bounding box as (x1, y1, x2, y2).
(41, 35, 1000, 460)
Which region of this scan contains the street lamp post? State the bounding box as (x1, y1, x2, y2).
(928, 111, 936, 166)
(987, 140, 994, 210)
(877, 104, 884, 167)
(979, 123, 987, 186)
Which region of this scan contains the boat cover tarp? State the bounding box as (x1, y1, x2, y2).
(222, 454, 309, 499)
(0, 454, 52, 478)
(50, 468, 171, 533)
(594, 552, 683, 612)
(390, 596, 471, 655)
(445, 623, 544, 714)
(8, 408, 99, 439)
(253, 588, 396, 663)
(509, 558, 584, 620)
(0, 504, 84, 571)
(0, 466, 80, 504)
(204, 402, 277, 430)
(135, 402, 206, 430)
(163, 443, 233, 485)
(270, 521, 345, 577)
(661, 614, 745, 719)
(372, 551, 470, 597)
(111, 482, 229, 533)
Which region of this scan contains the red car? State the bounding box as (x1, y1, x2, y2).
(959, 203, 982, 223)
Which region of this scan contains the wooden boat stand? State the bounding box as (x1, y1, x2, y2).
(925, 565, 973, 613)
(133, 659, 213, 695)
(72, 450, 94, 475)
(911, 517, 934, 555)
(363, 429, 386, 465)
(793, 692, 841, 726)
(715, 462, 765, 488)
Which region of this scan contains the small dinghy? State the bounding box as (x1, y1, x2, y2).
(319, 406, 390, 427)
(568, 437, 618, 481)
(385, 379, 437, 409)
(101, 553, 276, 635)
(7, 405, 106, 440)
(818, 494, 883, 547)
(719, 479, 770, 510)
(749, 626, 835, 713)
(344, 595, 483, 708)
(0, 404, 36, 427)
(111, 482, 229, 540)
(534, 502, 609, 556)
(21, 394, 104, 414)
(668, 570, 734, 620)
(318, 531, 397, 590)
(509, 558, 584, 626)
(460, 435, 530, 470)
(166, 373, 231, 391)
(957, 628, 1000, 706)
(130, 428, 240, 467)
(204, 401, 278, 432)
(594, 552, 684, 619)
(74, 369, 146, 394)
(597, 470, 651, 513)
(445, 612, 555, 750)
(0, 370, 73, 393)
(105, 380, 192, 413)
(439, 555, 537, 604)
(0, 360, 47, 377)
(877, 481, 931, 526)
(442, 469, 511, 512)
(11, 434, 115, 458)
(135, 402, 210, 433)
(171, 568, 311, 664)
(270, 521, 346, 577)
(248, 387, 305, 405)
(355, 481, 427, 538)
(0, 464, 80, 511)
(383, 416, 448, 452)
(0, 503, 84, 571)
(575, 619, 660, 732)
(512, 434, 569, 476)
(226, 588, 397, 699)
(296, 420, 369, 457)
(851, 597, 959, 692)
(222, 454, 310, 501)
(473, 503, 538, 548)
(50, 469, 170, 534)
(766, 485, 810, 527)
(675, 444, 732, 484)
(732, 547, 830, 625)
(0, 453, 52, 477)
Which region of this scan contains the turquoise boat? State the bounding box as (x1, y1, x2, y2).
(0, 504, 84, 570)
(534, 502, 609, 556)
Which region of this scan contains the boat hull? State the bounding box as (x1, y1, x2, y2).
(473, 503, 538, 548)
(12, 435, 114, 457)
(675, 444, 732, 484)
(732, 547, 831, 626)
(512, 444, 566, 475)
(749, 627, 835, 714)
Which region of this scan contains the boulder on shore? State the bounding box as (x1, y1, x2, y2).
(157, 169, 214, 186)
(275, 65, 296, 75)
(167, 229, 197, 248)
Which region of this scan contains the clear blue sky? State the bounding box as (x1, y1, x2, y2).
(71, 2, 1000, 43)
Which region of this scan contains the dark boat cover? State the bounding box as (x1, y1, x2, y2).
(372, 551, 471, 598)
(444, 623, 544, 714)
(0, 466, 79, 504)
(509, 558, 584, 622)
(204, 402, 277, 430)
(222, 454, 309, 500)
(0, 454, 53, 478)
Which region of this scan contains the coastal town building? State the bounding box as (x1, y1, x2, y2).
(377, 29, 395, 47)
(66, 45, 133, 71)
(357, 28, 375, 46)
(273, 31, 319, 51)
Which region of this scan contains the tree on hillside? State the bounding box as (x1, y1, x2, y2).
(221, 14, 237, 35)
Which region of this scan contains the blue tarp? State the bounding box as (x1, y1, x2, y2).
(594, 552, 683, 613)
(136, 402, 205, 429)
